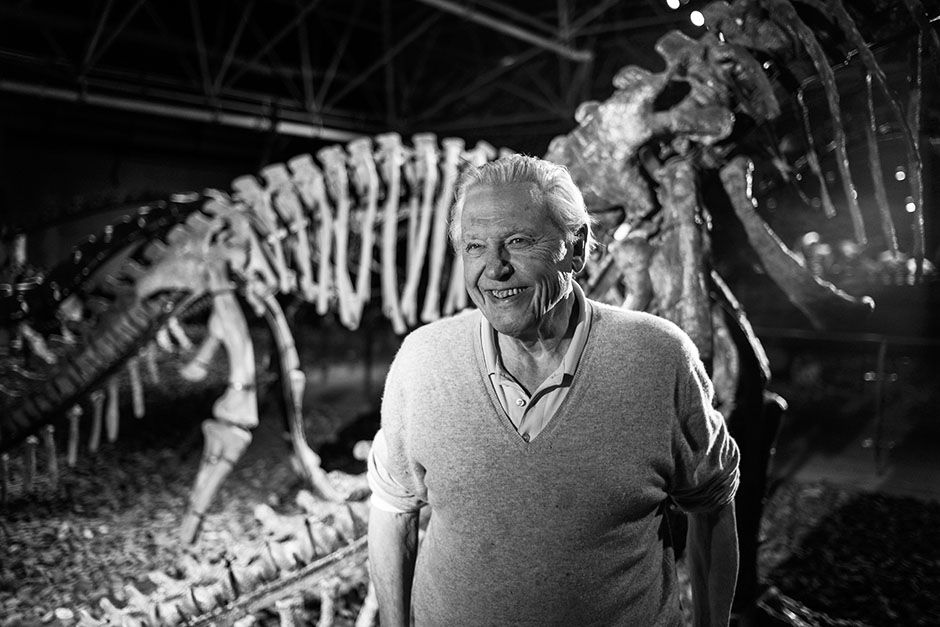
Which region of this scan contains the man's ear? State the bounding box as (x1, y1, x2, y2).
(572, 225, 588, 273)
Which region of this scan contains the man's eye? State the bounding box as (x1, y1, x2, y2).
(465, 242, 483, 254)
(507, 237, 529, 247)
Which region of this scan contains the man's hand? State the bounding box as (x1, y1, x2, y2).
(687, 502, 739, 626)
(368, 505, 420, 627)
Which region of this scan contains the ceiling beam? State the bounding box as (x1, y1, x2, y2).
(212, 0, 253, 95)
(188, 0, 213, 99)
(473, 0, 557, 36)
(84, 0, 149, 73)
(413, 0, 593, 62)
(316, 0, 364, 110)
(222, 0, 322, 90)
(411, 46, 542, 123)
(0, 79, 363, 142)
(324, 13, 440, 109)
(568, 0, 622, 34)
(81, 0, 115, 74)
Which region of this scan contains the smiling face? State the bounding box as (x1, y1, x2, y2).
(460, 182, 585, 341)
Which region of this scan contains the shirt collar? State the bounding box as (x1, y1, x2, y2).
(479, 281, 593, 379)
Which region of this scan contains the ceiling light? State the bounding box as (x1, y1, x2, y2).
(690, 10, 705, 26)
(666, 0, 681, 9)
(895, 167, 906, 181)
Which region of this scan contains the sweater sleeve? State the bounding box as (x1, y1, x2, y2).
(367, 340, 429, 513)
(669, 340, 740, 514)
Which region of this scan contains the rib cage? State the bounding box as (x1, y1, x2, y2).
(1, 132, 500, 453)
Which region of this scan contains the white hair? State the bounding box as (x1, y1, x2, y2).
(448, 154, 595, 252)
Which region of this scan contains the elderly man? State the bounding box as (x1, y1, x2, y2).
(367, 155, 740, 626)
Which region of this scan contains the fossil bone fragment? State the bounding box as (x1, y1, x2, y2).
(262, 163, 318, 302)
(289, 153, 335, 316)
(181, 287, 258, 543)
(376, 132, 408, 334)
(232, 175, 295, 294)
(88, 389, 105, 453)
(318, 145, 358, 328)
(42, 425, 57, 489)
(167, 316, 194, 351)
(105, 376, 120, 442)
(180, 334, 220, 382)
(609, 236, 655, 312)
(20, 322, 56, 364)
(127, 356, 144, 418)
(23, 434, 37, 493)
(155, 326, 174, 353)
(348, 137, 382, 323)
(421, 137, 465, 323)
(66, 404, 81, 467)
(400, 133, 440, 324)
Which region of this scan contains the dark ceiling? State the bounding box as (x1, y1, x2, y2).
(0, 0, 700, 150)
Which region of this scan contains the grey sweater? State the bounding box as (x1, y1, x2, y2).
(380, 301, 740, 626)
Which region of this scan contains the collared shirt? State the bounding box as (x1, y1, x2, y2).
(480, 281, 592, 442)
(368, 282, 593, 513)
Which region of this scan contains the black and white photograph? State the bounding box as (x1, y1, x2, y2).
(1, 1, 938, 625)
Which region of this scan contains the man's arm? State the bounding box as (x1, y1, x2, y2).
(368, 505, 420, 627)
(686, 502, 739, 627)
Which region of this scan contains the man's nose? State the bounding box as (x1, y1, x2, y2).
(484, 247, 512, 279)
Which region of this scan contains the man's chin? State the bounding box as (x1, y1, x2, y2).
(487, 314, 535, 339)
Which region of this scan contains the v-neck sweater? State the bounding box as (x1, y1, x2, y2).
(380, 302, 739, 626)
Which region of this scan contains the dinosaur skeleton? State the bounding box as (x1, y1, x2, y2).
(0, 133, 503, 545)
(0, 0, 933, 623)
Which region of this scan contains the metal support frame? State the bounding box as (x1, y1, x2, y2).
(0, 0, 692, 147)
(413, 0, 593, 62)
(316, 0, 365, 111)
(213, 1, 254, 95)
(81, 0, 115, 75)
(222, 0, 323, 90)
(412, 47, 542, 123)
(188, 0, 212, 99)
(324, 13, 440, 109)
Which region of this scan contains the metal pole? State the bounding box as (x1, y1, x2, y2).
(0, 80, 362, 142)
(873, 338, 888, 474)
